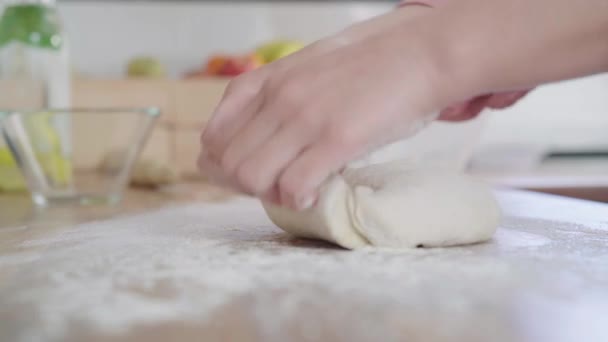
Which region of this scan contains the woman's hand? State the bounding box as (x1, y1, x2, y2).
(199, 10, 448, 211)
(199, 0, 608, 211)
(439, 90, 530, 121)
(400, 0, 532, 122)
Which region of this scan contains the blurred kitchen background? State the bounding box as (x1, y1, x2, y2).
(2, 0, 608, 203)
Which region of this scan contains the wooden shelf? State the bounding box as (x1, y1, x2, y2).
(73, 78, 230, 178)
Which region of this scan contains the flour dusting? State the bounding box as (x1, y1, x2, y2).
(1, 197, 608, 342)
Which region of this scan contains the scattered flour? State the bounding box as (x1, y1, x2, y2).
(1, 197, 608, 342)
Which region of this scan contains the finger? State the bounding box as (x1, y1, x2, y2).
(220, 105, 281, 177)
(486, 90, 530, 109)
(201, 73, 268, 157)
(197, 150, 245, 193)
(261, 185, 281, 205)
(203, 72, 266, 137)
(439, 94, 492, 122)
(232, 118, 316, 198)
(438, 102, 469, 120)
(203, 86, 249, 143)
(203, 94, 265, 162)
(278, 138, 357, 211)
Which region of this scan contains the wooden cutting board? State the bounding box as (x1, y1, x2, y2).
(0, 189, 607, 342)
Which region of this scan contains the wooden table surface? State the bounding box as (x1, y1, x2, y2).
(0, 184, 232, 253)
(1, 186, 607, 342)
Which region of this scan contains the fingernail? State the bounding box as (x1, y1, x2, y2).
(295, 194, 314, 211)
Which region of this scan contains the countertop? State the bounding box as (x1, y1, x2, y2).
(473, 158, 608, 202)
(0, 187, 607, 342)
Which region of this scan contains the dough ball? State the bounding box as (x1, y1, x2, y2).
(130, 159, 178, 188)
(98, 150, 125, 174)
(99, 151, 178, 188)
(263, 161, 500, 249)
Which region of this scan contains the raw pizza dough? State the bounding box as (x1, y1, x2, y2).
(263, 161, 501, 249)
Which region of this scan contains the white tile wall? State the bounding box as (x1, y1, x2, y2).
(56, 1, 608, 150)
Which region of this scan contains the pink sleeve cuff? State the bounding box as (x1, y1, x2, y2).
(398, 0, 444, 8)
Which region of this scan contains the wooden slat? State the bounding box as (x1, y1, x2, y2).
(71, 78, 229, 176)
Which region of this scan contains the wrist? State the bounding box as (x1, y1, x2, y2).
(388, 20, 470, 115)
(398, 0, 445, 9)
(403, 8, 487, 105)
(381, 28, 448, 117)
(413, 0, 608, 97)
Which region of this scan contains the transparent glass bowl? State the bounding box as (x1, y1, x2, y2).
(0, 108, 160, 206)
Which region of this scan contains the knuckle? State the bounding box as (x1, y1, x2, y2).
(236, 159, 275, 196)
(220, 151, 238, 176)
(201, 126, 218, 146)
(293, 108, 321, 130)
(225, 74, 260, 98)
(275, 80, 304, 109)
(227, 74, 249, 91)
(224, 79, 238, 95)
(223, 79, 242, 98)
(201, 121, 223, 148)
(279, 173, 303, 201)
(235, 163, 259, 195)
(326, 124, 361, 152)
(199, 131, 208, 146)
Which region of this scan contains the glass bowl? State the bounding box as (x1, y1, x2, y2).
(0, 108, 160, 206)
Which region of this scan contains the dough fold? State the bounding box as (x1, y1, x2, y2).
(263, 161, 500, 249)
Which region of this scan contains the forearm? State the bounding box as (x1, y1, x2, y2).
(336, 4, 430, 44)
(417, 0, 608, 103)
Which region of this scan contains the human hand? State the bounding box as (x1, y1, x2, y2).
(196, 3, 435, 196)
(399, 0, 532, 122)
(199, 12, 446, 211)
(438, 90, 530, 121)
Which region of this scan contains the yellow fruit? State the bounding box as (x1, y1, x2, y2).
(256, 40, 305, 63)
(127, 57, 166, 78)
(25, 112, 73, 185)
(0, 112, 73, 192)
(26, 113, 59, 152)
(0, 167, 26, 191)
(0, 148, 26, 192)
(272, 43, 304, 61)
(38, 153, 72, 186)
(0, 147, 14, 164)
